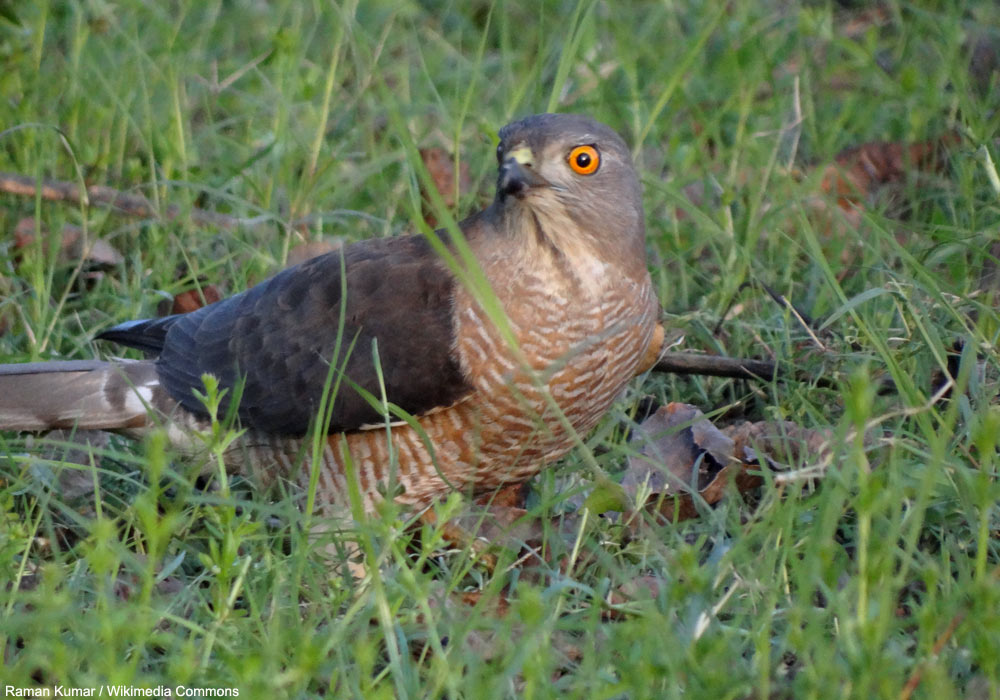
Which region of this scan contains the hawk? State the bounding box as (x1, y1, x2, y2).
(0, 113, 662, 514)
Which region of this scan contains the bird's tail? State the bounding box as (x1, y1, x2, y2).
(0, 360, 160, 432)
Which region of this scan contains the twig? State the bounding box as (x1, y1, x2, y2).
(652, 351, 838, 388)
(898, 611, 965, 700)
(652, 352, 777, 381)
(0, 171, 258, 230)
(899, 564, 1000, 699)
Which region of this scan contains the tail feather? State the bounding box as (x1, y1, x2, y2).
(0, 360, 161, 432)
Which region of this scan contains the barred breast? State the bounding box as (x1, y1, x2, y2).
(238, 267, 658, 515)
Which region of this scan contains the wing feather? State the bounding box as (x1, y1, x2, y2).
(98, 236, 473, 435)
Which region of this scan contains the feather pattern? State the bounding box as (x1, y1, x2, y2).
(98, 236, 473, 435)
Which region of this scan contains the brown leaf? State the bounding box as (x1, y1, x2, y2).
(457, 590, 510, 618)
(425, 586, 582, 675)
(722, 420, 834, 473)
(602, 574, 667, 620)
(167, 285, 223, 315)
(623, 403, 740, 523)
(607, 574, 664, 608)
(447, 504, 556, 558)
(423, 501, 580, 579)
(806, 133, 959, 273)
(416, 584, 513, 662)
(838, 6, 891, 39)
(14, 217, 123, 268)
(622, 407, 840, 525)
(819, 134, 958, 213)
(113, 554, 188, 602)
(474, 481, 530, 509)
(419, 147, 472, 228)
(17, 430, 112, 548)
(624, 403, 735, 495)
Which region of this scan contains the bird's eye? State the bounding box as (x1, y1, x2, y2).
(567, 145, 600, 175)
(496, 143, 504, 163)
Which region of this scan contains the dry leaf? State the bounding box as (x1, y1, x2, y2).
(167, 285, 223, 315)
(457, 590, 510, 618)
(806, 133, 959, 273)
(14, 217, 123, 269)
(838, 6, 891, 39)
(111, 553, 188, 602)
(421, 585, 583, 675)
(623, 403, 740, 522)
(819, 135, 956, 213)
(153, 263, 227, 317)
(624, 402, 734, 495)
(723, 420, 834, 472)
(448, 505, 540, 549)
(475, 481, 530, 509)
(423, 499, 580, 579)
(151, 285, 222, 318)
(605, 575, 665, 619)
(624, 404, 847, 524)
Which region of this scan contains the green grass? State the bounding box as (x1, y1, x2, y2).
(2, 0, 1000, 697)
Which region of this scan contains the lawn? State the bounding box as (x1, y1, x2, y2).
(2, 1, 1000, 698)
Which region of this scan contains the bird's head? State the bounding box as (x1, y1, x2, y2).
(494, 113, 646, 273)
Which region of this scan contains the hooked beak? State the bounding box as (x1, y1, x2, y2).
(498, 146, 549, 200)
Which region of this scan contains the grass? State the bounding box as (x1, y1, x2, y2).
(2, 0, 1000, 697)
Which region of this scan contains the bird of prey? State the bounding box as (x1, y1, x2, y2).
(0, 113, 662, 515)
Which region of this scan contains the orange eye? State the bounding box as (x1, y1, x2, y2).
(567, 145, 600, 175)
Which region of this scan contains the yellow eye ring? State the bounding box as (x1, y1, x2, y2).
(568, 145, 600, 175)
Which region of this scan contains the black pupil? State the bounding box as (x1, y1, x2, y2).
(576, 151, 591, 169)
